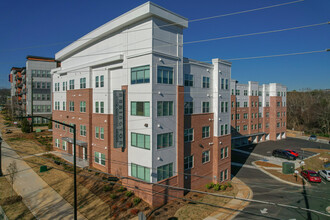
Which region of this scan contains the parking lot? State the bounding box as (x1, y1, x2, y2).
(236, 137, 329, 160)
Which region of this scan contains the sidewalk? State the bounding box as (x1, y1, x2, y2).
(204, 177, 253, 220)
(1, 137, 87, 220)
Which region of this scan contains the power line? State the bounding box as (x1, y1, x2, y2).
(0, 0, 305, 53)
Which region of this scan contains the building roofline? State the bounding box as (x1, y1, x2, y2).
(55, 1, 188, 61)
(26, 55, 56, 62)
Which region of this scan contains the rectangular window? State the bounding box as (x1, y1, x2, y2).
(80, 101, 86, 113)
(100, 102, 104, 113)
(236, 102, 240, 108)
(202, 126, 210, 138)
(220, 171, 224, 182)
(131, 163, 150, 182)
(100, 127, 104, 139)
(80, 78, 86, 89)
(266, 102, 270, 107)
(157, 101, 173, 116)
(266, 123, 269, 128)
(80, 125, 86, 136)
(221, 102, 224, 113)
(94, 152, 106, 166)
(69, 101, 74, 112)
(225, 169, 228, 180)
(202, 151, 210, 163)
(95, 76, 99, 88)
(131, 65, 150, 84)
(225, 102, 228, 112)
(236, 114, 240, 120)
(157, 132, 173, 149)
(277, 122, 280, 128)
(225, 79, 229, 90)
(55, 139, 59, 148)
(221, 148, 224, 159)
(259, 112, 262, 118)
(235, 90, 240, 95)
(157, 163, 173, 181)
(225, 147, 228, 157)
(277, 102, 281, 107)
(244, 113, 248, 119)
(258, 123, 262, 129)
(236, 126, 240, 132)
(231, 89, 234, 95)
(202, 102, 210, 113)
(157, 66, 173, 84)
(277, 112, 280, 117)
(100, 75, 104, 87)
(62, 82, 67, 91)
(231, 114, 234, 120)
(202, 76, 210, 88)
(95, 126, 99, 138)
(277, 92, 280, 96)
(69, 80, 74, 90)
(131, 102, 150, 116)
(244, 90, 248, 96)
(244, 102, 248, 107)
(69, 123, 75, 133)
(225, 124, 228, 135)
(184, 128, 194, 142)
(62, 141, 67, 150)
(232, 102, 234, 108)
(243, 125, 248, 130)
(258, 91, 262, 96)
(184, 155, 194, 170)
(221, 125, 224, 135)
(221, 78, 224, 89)
(95, 102, 99, 113)
(184, 74, 193, 87)
(184, 102, 193, 115)
(132, 133, 150, 150)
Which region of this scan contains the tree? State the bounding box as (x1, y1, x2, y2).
(21, 118, 31, 133)
(6, 161, 18, 196)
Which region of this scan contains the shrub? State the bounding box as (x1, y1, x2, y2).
(130, 209, 139, 215)
(206, 183, 214, 189)
(226, 182, 232, 188)
(103, 185, 112, 192)
(220, 185, 227, 191)
(125, 191, 133, 197)
(126, 202, 133, 208)
(21, 118, 31, 133)
(112, 205, 118, 210)
(117, 186, 127, 192)
(110, 194, 117, 199)
(213, 183, 220, 191)
(133, 197, 141, 206)
(94, 172, 100, 176)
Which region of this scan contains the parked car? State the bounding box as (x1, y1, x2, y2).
(318, 170, 330, 181)
(309, 135, 317, 141)
(272, 149, 297, 160)
(285, 149, 299, 157)
(301, 170, 321, 183)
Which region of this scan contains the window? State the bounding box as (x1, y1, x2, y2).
(62, 141, 67, 150)
(224, 169, 228, 180)
(184, 156, 194, 170)
(202, 151, 210, 163)
(231, 114, 234, 120)
(232, 102, 234, 108)
(95, 102, 99, 113)
(132, 133, 150, 150)
(231, 89, 234, 95)
(235, 89, 240, 95)
(259, 112, 262, 118)
(221, 79, 224, 89)
(266, 92, 269, 96)
(259, 102, 262, 107)
(251, 124, 254, 130)
(69, 123, 75, 133)
(184, 74, 193, 87)
(131, 65, 150, 84)
(80, 78, 86, 89)
(258, 123, 262, 129)
(131, 163, 150, 182)
(63, 81, 67, 91)
(255, 113, 258, 118)
(225, 79, 229, 90)
(225, 124, 228, 134)
(157, 133, 173, 149)
(220, 171, 224, 182)
(221, 148, 224, 159)
(236, 102, 240, 108)
(157, 163, 173, 181)
(251, 90, 254, 96)
(244, 113, 248, 119)
(283, 112, 286, 116)
(94, 152, 106, 166)
(95, 76, 99, 88)
(184, 128, 194, 142)
(55, 139, 59, 148)
(236, 126, 240, 132)
(277, 122, 280, 128)
(100, 102, 104, 113)
(184, 102, 193, 115)
(266, 102, 270, 107)
(80, 101, 86, 113)
(225, 102, 228, 112)
(225, 147, 228, 157)
(131, 102, 150, 116)
(202, 77, 210, 88)
(266, 123, 269, 128)
(69, 80, 74, 90)
(277, 92, 280, 96)
(251, 102, 254, 107)
(69, 101, 74, 111)
(100, 128, 104, 139)
(251, 113, 254, 119)
(100, 75, 104, 87)
(236, 114, 240, 120)
(277, 112, 280, 117)
(244, 102, 248, 107)
(258, 91, 262, 96)
(157, 66, 173, 84)
(277, 102, 281, 107)
(221, 102, 224, 112)
(202, 102, 210, 113)
(244, 90, 248, 96)
(202, 126, 210, 138)
(221, 125, 224, 135)
(95, 127, 99, 138)
(243, 125, 248, 130)
(157, 101, 173, 116)
(63, 122, 66, 131)
(80, 125, 86, 136)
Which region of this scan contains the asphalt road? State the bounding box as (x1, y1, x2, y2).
(232, 138, 330, 220)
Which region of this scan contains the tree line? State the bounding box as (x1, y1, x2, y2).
(287, 89, 330, 137)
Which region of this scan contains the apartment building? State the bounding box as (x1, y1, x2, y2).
(230, 80, 287, 147)
(51, 2, 231, 206)
(9, 56, 58, 123)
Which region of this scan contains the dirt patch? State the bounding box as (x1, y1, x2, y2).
(0, 177, 35, 219)
(263, 168, 304, 185)
(255, 161, 282, 168)
(301, 150, 330, 171)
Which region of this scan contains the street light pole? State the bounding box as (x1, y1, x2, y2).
(73, 124, 77, 220)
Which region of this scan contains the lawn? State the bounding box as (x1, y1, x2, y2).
(0, 177, 35, 219)
(301, 148, 330, 171)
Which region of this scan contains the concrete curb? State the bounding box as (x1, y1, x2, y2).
(204, 177, 253, 220)
(252, 161, 310, 187)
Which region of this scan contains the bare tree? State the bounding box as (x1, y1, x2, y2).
(6, 161, 18, 197)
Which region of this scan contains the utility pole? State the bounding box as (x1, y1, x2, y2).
(73, 124, 77, 220)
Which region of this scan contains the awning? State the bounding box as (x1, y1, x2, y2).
(231, 132, 265, 140)
(61, 137, 87, 147)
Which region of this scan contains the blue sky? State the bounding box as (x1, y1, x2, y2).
(1, 0, 329, 90)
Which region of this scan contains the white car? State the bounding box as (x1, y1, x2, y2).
(318, 170, 330, 181)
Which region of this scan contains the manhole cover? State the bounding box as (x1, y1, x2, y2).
(326, 206, 330, 214)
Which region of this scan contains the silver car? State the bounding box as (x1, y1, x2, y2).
(318, 170, 330, 181)
(309, 135, 317, 141)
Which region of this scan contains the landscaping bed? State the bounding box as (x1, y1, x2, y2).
(255, 161, 282, 168)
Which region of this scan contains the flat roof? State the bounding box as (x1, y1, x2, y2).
(26, 55, 56, 62)
(56, 1, 188, 61)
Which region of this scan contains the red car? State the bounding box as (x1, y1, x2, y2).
(301, 170, 321, 183)
(286, 149, 299, 157)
